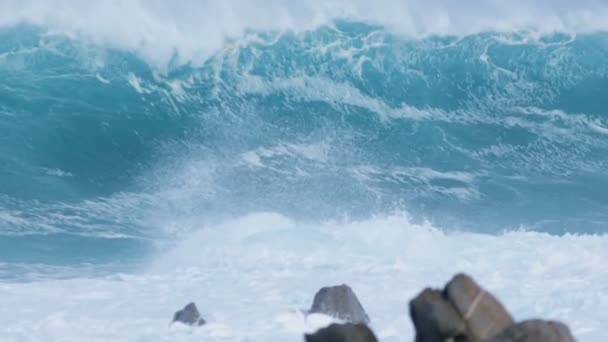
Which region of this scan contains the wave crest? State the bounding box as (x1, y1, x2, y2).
(2, 0, 608, 66)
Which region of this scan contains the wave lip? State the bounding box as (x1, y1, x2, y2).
(2, 1, 608, 66)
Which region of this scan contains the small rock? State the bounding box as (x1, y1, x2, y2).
(304, 323, 378, 342)
(487, 319, 576, 342)
(409, 288, 468, 342)
(445, 273, 513, 340)
(310, 284, 370, 324)
(172, 302, 206, 326)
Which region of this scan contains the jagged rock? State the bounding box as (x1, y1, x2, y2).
(172, 302, 206, 326)
(445, 273, 514, 340)
(304, 323, 378, 342)
(310, 284, 370, 324)
(409, 288, 468, 342)
(487, 319, 576, 342)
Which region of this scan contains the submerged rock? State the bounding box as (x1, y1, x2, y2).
(304, 323, 378, 342)
(310, 284, 370, 324)
(445, 273, 514, 341)
(409, 288, 468, 342)
(172, 302, 206, 326)
(488, 319, 576, 342)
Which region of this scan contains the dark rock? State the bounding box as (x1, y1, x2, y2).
(310, 284, 370, 324)
(409, 288, 468, 342)
(172, 302, 206, 326)
(445, 274, 513, 341)
(487, 319, 576, 342)
(304, 323, 378, 342)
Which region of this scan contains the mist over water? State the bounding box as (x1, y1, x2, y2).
(0, 1, 608, 341)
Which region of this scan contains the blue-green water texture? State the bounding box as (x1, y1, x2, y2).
(1, 22, 608, 277)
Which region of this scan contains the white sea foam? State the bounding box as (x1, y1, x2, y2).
(95, 73, 110, 84)
(1, 2, 607, 340)
(127, 73, 148, 94)
(44, 168, 73, 177)
(1, 1, 607, 66)
(0, 212, 607, 341)
(241, 143, 329, 169)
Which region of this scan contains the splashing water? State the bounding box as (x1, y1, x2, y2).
(1, 1, 608, 341)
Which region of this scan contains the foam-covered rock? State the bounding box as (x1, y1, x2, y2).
(445, 273, 514, 340)
(310, 284, 370, 324)
(488, 319, 576, 342)
(172, 302, 206, 326)
(409, 288, 468, 342)
(304, 323, 378, 342)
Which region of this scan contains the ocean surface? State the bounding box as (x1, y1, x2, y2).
(1, 1, 608, 341)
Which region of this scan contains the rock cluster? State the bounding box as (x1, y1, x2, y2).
(409, 273, 575, 342)
(305, 274, 575, 341)
(169, 274, 576, 342)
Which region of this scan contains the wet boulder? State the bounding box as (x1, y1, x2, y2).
(409, 274, 577, 341)
(445, 273, 514, 340)
(172, 302, 206, 326)
(409, 288, 468, 342)
(310, 284, 370, 324)
(488, 319, 576, 342)
(304, 323, 378, 342)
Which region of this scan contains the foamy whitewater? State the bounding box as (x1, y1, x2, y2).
(1, 1, 608, 341)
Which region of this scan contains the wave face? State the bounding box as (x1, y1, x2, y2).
(1, 2, 608, 341)
(1, 21, 608, 267)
